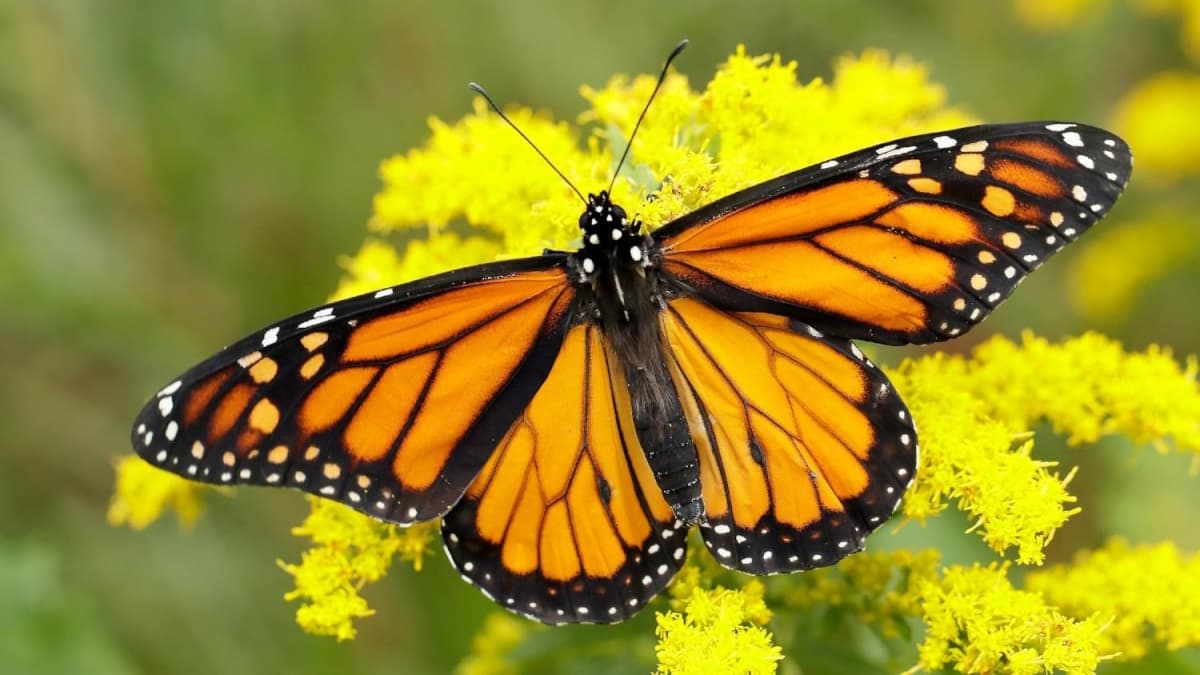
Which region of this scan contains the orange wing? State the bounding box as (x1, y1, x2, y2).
(442, 323, 683, 624)
(660, 298, 916, 573)
(131, 259, 576, 524)
(655, 122, 1133, 344)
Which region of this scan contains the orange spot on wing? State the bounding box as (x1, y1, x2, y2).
(526, 330, 587, 495)
(248, 357, 277, 384)
(300, 332, 328, 351)
(235, 429, 261, 453)
(667, 241, 928, 335)
(393, 289, 564, 491)
(875, 202, 981, 244)
(750, 411, 821, 528)
(814, 225, 955, 294)
(994, 138, 1074, 168)
(955, 153, 985, 176)
(908, 177, 942, 194)
(990, 158, 1065, 198)
(300, 353, 324, 379)
(501, 478, 543, 575)
(343, 271, 566, 362)
(568, 459, 625, 577)
(663, 179, 898, 253)
(771, 350, 873, 460)
(209, 382, 253, 442)
(472, 421, 536, 541)
(539, 502, 581, 581)
(248, 398, 279, 434)
(760, 325, 867, 401)
(299, 367, 378, 436)
(185, 370, 232, 425)
(343, 353, 438, 463)
(982, 185, 1016, 217)
(1014, 201, 1045, 223)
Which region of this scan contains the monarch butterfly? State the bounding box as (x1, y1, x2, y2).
(132, 41, 1132, 625)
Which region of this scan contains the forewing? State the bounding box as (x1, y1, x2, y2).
(660, 298, 916, 574)
(656, 122, 1133, 344)
(131, 257, 576, 524)
(442, 324, 685, 624)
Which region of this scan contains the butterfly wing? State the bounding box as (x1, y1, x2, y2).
(660, 298, 916, 573)
(655, 122, 1133, 344)
(132, 257, 576, 524)
(442, 323, 684, 624)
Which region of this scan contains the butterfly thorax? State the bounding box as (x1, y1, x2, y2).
(570, 191, 705, 524)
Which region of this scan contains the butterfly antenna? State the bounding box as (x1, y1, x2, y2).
(608, 39, 689, 195)
(468, 81, 587, 205)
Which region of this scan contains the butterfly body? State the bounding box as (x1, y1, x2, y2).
(571, 191, 707, 524)
(134, 121, 1131, 624)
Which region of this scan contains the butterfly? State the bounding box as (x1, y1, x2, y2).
(131, 42, 1132, 625)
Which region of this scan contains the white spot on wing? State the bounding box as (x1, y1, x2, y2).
(878, 145, 916, 159)
(298, 315, 335, 329)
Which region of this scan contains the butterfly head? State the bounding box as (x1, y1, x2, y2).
(574, 191, 648, 282)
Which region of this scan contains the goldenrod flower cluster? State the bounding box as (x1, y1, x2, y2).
(916, 563, 1110, 674)
(278, 496, 436, 641)
(111, 45, 1200, 673)
(891, 332, 1200, 563)
(1027, 538, 1200, 659)
(655, 580, 780, 675)
(106, 453, 207, 530)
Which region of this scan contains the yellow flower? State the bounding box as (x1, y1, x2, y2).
(655, 581, 781, 675)
(780, 549, 941, 638)
(915, 562, 1108, 674)
(888, 353, 1080, 564)
(375, 46, 973, 267)
(279, 496, 436, 640)
(968, 332, 1200, 451)
(1067, 217, 1200, 320)
(1026, 538, 1200, 658)
(890, 332, 1200, 563)
(1113, 71, 1200, 179)
(107, 454, 208, 529)
(114, 43, 1200, 675)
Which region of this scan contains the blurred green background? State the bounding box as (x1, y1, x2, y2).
(2, 1, 1198, 673)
